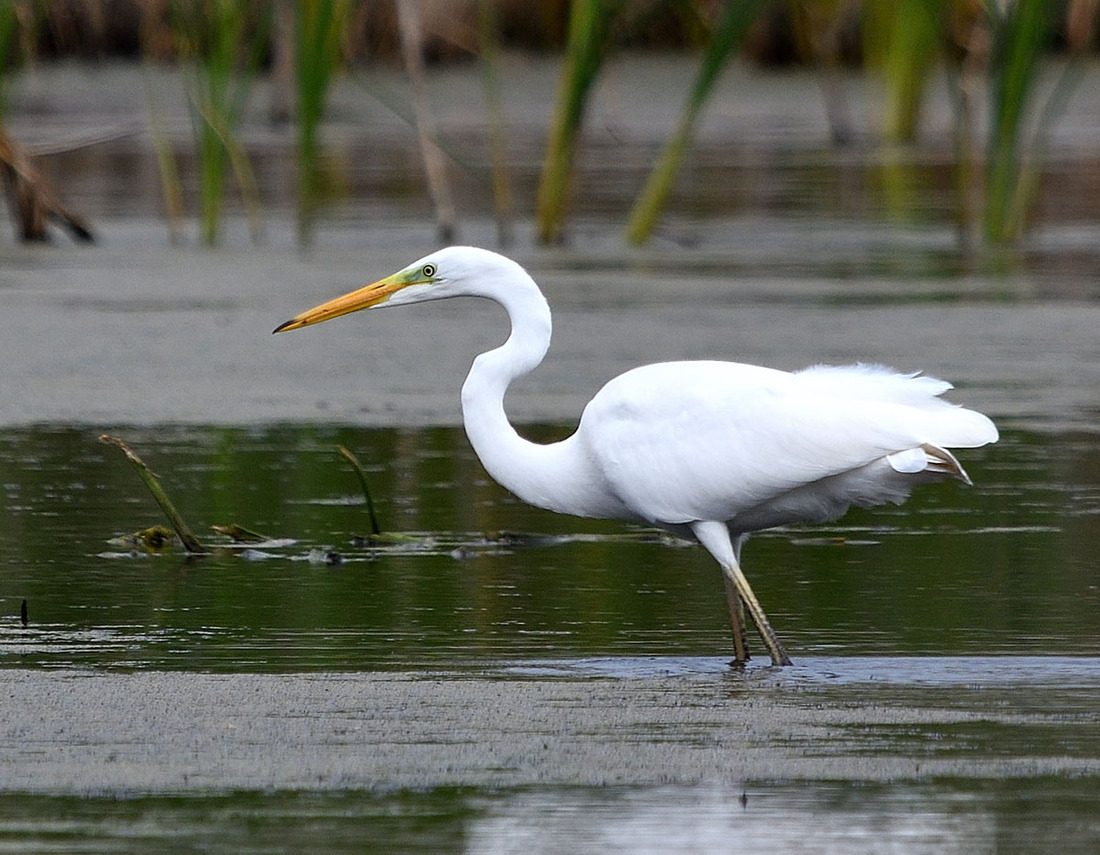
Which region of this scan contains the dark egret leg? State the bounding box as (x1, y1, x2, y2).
(722, 575, 751, 663)
(722, 560, 792, 666)
(692, 521, 793, 667)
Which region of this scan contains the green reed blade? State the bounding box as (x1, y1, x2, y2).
(536, 0, 621, 244)
(625, 0, 766, 246)
(875, 0, 945, 143)
(983, 0, 1051, 243)
(295, 0, 350, 244)
(478, 0, 514, 246)
(170, 0, 268, 246)
(0, 3, 19, 120)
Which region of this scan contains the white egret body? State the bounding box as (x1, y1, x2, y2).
(275, 246, 999, 666)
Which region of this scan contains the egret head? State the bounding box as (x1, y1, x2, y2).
(273, 246, 520, 333)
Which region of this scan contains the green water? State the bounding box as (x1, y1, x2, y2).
(2, 424, 1095, 671)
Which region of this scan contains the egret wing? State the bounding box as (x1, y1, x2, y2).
(578, 361, 995, 526)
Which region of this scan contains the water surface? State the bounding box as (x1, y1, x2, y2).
(0, 778, 1097, 855)
(1, 424, 1095, 671)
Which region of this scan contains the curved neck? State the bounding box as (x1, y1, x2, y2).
(459, 271, 586, 515)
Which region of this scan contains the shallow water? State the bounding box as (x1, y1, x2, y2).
(1, 424, 1097, 849)
(1, 424, 1096, 670)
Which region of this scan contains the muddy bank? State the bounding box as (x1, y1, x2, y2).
(4, 658, 1098, 794)
(2, 222, 1098, 432)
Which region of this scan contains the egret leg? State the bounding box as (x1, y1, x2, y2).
(721, 560, 793, 667)
(722, 575, 751, 663)
(692, 521, 793, 667)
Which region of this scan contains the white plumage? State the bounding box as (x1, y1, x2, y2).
(276, 246, 999, 666)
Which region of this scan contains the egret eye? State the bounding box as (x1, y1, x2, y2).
(421, 264, 436, 278)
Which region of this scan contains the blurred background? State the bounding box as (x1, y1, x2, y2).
(2, 0, 1098, 259)
(2, 10, 1099, 843)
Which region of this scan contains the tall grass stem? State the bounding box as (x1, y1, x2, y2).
(625, 0, 766, 245)
(536, 0, 619, 244)
(172, 0, 268, 246)
(295, 0, 349, 245)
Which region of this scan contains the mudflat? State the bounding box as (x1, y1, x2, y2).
(4, 658, 1097, 794)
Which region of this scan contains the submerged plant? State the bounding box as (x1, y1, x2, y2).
(337, 444, 381, 537)
(337, 445, 419, 545)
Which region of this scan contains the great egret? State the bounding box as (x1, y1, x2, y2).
(275, 246, 998, 666)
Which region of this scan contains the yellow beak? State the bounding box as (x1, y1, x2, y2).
(273, 271, 415, 333)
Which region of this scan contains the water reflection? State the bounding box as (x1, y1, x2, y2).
(466, 785, 994, 855)
(0, 424, 1096, 671)
(0, 778, 1096, 854)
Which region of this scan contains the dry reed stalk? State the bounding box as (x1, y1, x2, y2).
(397, 0, 457, 243)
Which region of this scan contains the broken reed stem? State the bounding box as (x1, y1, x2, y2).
(337, 444, 381, 536)
(0, 126, 94, 242)
(99, 434, 208, 554)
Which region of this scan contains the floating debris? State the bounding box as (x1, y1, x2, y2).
(107, 525, 182, 553)
(487, 531, 569, 549)
(307, 548, 343, 566)
(210, 524, 269, 544)
(354, 531, 423, 546)
(238, 548, 279, 562)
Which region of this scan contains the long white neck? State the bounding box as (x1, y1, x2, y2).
(458, 269, 595, 516)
